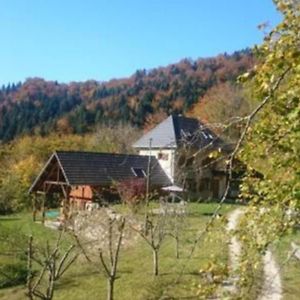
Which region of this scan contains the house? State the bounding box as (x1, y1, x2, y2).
(29, 151, 171, 220)
(133, 115, 229, 199)
(29, 114, 232, 222)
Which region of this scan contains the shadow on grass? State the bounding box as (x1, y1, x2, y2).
(0, 218, 21, 222)
(56, 268, 101, 290)
(56, 278, 80, 290)
(154, 272, 174, 276)
(185, 270, 203, 277)
(119, 269, 134, 275)
(202, 212, 223, 217)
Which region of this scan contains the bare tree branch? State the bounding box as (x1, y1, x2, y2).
(175, 66, 292, 282)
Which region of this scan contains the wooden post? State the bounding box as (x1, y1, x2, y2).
(60, 184, 71, 224)
(41, 195, 45, 224)
(61, 198, 67, 223)
(144, 138, 152, 233)
(26, 235, 33, 300)
(67, 194, 72, 220)
(146, 138, 152, 202)
(60, 199, 64, 222)
(32, 194, 37, 222)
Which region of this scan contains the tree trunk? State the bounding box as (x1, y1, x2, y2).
(26, 236, 33, 300)
(32, 195, 37, 222)
(153, 249, 158, 276)
(107, 278, 114, 300)
(32, 208, 37, 222)
(175, 236, 179, 259)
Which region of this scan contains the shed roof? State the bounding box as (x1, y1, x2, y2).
(132, 115, 220, 149)
(29, 151, 171, 193)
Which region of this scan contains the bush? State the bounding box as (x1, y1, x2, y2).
(116, 178, 146, 213)
(0, 225, 28, 288)
(0, 262, 27, 288)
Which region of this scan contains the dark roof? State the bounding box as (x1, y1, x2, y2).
(133, 115, 221, 149)
(29, 151, 171, 193)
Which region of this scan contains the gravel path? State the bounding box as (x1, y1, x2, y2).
(223, 208, 244, 296)
(226, 208, 282, 300)
(227, 208, 244, 272)
(259, 249, 282, 300)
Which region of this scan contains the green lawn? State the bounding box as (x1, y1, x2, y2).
(0, 203, 237, 300)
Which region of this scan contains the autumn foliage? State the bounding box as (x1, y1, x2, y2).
(0, 50, 254, 142)
(116, 178, 146, 212)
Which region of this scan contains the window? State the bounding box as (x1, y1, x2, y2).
(158, 152, 169, 160)
(181, 129, 192, 138)
(131, 167, 146, 178)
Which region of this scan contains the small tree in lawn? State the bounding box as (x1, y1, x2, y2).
(131, 201, 170, 276)
(73, 209, 127, 300)
(164, 199, 187, 259)
(26, 231, 78, 300)
(98, 216, 125, 300)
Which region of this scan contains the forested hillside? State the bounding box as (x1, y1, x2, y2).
(0, 49, 254, 142)
(1, 0, 300, 298)
(0, 125, 141, 213)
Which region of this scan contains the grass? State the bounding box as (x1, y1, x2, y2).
(0, 202, 237, 300)
(274, 228, 300, 300)
(0, 211, 61, 242)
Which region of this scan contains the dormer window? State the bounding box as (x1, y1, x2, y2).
(131, 167, 146, 178)
(181, 129, 192, 138)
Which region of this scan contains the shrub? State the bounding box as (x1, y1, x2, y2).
(116, 178, 146, 212)
(0, 262, 27, 288)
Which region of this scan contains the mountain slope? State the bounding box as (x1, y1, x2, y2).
(0, 49, 254, 142)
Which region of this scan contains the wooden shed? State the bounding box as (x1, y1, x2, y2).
(29, 151, 171, 222)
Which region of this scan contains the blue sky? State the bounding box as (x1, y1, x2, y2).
(0, 0, 281, 85)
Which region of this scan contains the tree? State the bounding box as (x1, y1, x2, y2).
(165, 200, 187, 259)
(73, 209, 126, 300)
(26, 232, 78, 300)
(189, 82, 253, 141)
(131, 201, 171, 276)
(98, 217, 125, 300)
(240, 0, 299, 233)
(0, 50, 253, 142)
(236, 0, 300, 297)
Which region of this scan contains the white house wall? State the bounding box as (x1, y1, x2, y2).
(139, 149, 175, 183)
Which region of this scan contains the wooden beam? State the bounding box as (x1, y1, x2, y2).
(44, 180, 69, 186)
(41, 195, 45, 225)
(59, 184, 72, 223)
(60, 184, 69, 199)
(32, 194, 37, 222)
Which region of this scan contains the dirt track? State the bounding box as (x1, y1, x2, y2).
(227, 208, 282, 300)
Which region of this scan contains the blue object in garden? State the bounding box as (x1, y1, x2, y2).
(45, 211, 59, 218)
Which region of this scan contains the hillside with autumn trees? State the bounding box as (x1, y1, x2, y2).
(2, 1, 300, 299)
(0, 48, 255, 214)
(0, 49, 254, 142)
